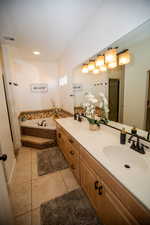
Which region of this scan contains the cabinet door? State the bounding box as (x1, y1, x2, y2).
(66, 143, 80, 182)
(57, 130, 67, 156)
(80, 160, 102, 211)
(57, 130, 63, 149)
(98, 183, 139, 225)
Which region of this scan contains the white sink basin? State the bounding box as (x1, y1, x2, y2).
(103, 146, 148, 171)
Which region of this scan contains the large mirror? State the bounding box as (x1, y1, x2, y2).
(72, 19, 150, 141)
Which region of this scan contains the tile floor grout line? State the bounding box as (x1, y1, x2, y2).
(59, 170, 70, 193)
(14, 209, 32, 219)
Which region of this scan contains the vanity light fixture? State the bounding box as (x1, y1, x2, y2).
(99, 64, 107, 72)
(88, 60, 95, 72)
(33, 51, 40, 55)
(119, 50, 130, 65)
(81, 48, 131, 74)
(95, 55, 104, 67)
(93, 67, 100, 74)
(81, 64, 89, 73)
(105, 48, 117, 64)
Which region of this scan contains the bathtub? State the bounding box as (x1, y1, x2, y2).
(20, 118, 56, 130)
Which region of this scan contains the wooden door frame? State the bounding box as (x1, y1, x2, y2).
(145, 70, 150, 131)
(108, 78, 120, 122)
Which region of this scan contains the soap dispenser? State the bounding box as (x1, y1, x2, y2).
(74, 109, 78, 120)
(120, 128, 126, 144)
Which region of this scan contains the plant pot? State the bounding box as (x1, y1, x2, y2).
(89, 123, 100, 131)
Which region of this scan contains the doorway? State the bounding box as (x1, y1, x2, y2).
(146, 71, 150, 131)
(108, 79, 120, 122)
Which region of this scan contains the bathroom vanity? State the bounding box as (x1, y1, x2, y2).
(56, 117, 150, 225)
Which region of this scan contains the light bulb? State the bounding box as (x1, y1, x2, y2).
(88, 61, 95, 72)
(108, 61, 117, 69)
(93, 67, 100, 74)
(95, 55, 104, 67)
(81, 64, 88, 73)
(119, 51, 130, 65)
(105, 48, 117, 64)
(33, 51, 40, 55)
(99, 64, 107, 72)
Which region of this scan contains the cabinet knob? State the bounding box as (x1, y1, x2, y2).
(98, 185, 103, 195)
(0, 154, 7, 161)
(58, 133, 61, 138)
(71, 164, 75, 170)
(69, 139, 74, 144)
(13, 82, 19, 86)
(94, 181, 99, 190)
(69, 150, 75, 155)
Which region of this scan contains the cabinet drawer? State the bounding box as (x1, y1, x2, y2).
(69, 160, 80, 182)
(63, 131, 80, 153)
(57, 124, 79, 152)
(65, 142, 79, 160)
(67, 146, 80, 182)
(56, 125, 80, 182)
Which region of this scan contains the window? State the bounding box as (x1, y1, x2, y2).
(59, 75, 68, 86)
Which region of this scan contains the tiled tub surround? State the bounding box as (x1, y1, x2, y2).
(56, 118, 150, 218)
(19, 108, 72, 121)
(20, 109, 72, 149)
(21, 117, 56, 129)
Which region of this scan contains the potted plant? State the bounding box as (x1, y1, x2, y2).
(83, 92, 109, 131)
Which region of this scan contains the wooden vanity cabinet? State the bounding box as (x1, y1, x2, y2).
(56, 124, 80, 182)
(80, 158, 139, 225)
(56, 123, 150, 225)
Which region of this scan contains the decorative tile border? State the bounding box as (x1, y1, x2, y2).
(19, 108, 72, 121)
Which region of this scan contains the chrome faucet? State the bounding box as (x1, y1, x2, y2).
(38, 120, 46, 127)
(128, 134, 149, 154)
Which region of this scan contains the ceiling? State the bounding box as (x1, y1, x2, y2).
(0, 0, 103, 61)
(86, 18, 150, 63)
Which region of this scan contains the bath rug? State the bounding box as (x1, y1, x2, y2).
(40, 188, 101, 225)
(37, 147, 68, 176)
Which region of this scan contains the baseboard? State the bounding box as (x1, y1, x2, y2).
(8, 158, 16, 184)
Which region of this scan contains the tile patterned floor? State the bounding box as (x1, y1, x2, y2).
(8, 147, 80, 225)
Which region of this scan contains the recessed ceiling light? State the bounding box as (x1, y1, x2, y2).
(33, 51, 40, 55)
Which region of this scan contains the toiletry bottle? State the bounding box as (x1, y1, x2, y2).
(78, 114, 82, 122)
(131, 126, 137, 135)
(74, 113, 77, 120)
(120, 128, 126, 144)
(74, 109, 78, 120)
(76, 113, 79, 121)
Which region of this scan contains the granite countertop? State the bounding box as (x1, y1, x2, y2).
(56, 117, 150, 210)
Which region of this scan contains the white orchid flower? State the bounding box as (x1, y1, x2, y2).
(89, 98, 98, 104)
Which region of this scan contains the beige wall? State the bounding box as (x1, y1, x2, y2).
(124, 38, 150, 129)
(6, 46, 60, 114)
